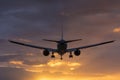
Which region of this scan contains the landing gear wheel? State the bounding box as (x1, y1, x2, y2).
(51, 55, 55, 58)
(60, 57, 63, 60)
(69, 52, 73, 58)
(69, 55, 73, 58)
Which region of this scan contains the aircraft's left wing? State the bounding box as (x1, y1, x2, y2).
(67, 40, 115, 52)
(8, 40, 57, 52)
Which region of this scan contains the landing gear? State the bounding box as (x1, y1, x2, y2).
(60, 57, 63, 60)
(69, 55, 73, 58)
(69, 52, 73, 58)
(51, 52, 55, 58)
(51, 55, 55, 58)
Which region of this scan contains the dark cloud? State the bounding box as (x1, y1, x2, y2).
(64, 0, 120, 16)
(0, 53, 50, 65)
(0, 67, 34, 80)
(0, 0, 120, 39)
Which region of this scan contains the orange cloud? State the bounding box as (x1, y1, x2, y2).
(113, 28, 120, 33)
(47, 60, 81, 67)
(6, 59, 120, 80)
(24, 59, 81, 74)
(9, 60, 23, 65)
(35, 74, 120, 80)
(5, 60, 120, 80)
(18, 38, 32, 42)
(8, 59, 81, 74)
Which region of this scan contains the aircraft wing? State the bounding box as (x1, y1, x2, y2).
(67, 40, 115, 52)
(8, 40, 57, 52)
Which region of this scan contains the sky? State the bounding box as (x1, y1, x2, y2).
(0, 0, 120, 80)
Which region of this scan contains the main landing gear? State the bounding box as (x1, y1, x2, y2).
(69, 52, 73, 58)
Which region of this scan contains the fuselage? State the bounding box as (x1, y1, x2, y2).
(57, 39, 67, 56)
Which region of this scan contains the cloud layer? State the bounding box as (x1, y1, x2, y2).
(0, 0, 120, 80)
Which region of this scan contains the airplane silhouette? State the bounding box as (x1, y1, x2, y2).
(8, 28, 115, 60)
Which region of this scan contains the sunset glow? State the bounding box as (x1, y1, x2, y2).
(7, 59, 120, 80)
(35, 74, 120, 80)
(113, 27, 120, 33)
(9, 61, 23, 65)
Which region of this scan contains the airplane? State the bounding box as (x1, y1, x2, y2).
(8, 28, 115, 60)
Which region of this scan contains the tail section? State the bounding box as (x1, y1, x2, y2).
(43, 27, 82, 43)
(65, 39, 82, 43)
(61, 26, 64, 40)
(43, 39, 59, 43)
(43, 26, 64, 43)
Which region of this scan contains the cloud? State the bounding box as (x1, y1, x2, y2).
(9, 60, 23, 65)
(113, 27, 120, 33)
(0, 53, 50, 65)
(0, 67, 34, 80)
(0, 0, 120, 80)
(2, 59, 81, 74)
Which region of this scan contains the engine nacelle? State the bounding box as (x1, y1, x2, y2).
(43, 49, 50, 56)
(74, 49, 81, 56)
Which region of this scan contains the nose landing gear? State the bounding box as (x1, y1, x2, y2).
(60, 54, 63, 60)
(60, 57, 63, 60)
(51, 55, 55, 58)
(69, 55, 73, 58)
(51, 52, 55, 58)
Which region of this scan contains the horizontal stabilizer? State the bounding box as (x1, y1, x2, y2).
(66, 39, 82, 43)
(43, 39, 59, 43)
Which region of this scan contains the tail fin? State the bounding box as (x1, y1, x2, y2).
(65, 39, 82, 43)
(61, 26, 64, 40)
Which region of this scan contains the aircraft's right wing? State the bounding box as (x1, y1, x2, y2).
(8, 40, 57, 52)
(67, 40, 115, 52)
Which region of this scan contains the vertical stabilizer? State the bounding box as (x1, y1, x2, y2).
(61, 26, 64, 40)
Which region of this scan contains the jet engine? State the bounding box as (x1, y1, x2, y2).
(43, 49, 50, 56)
(74, 49, 81, 56)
